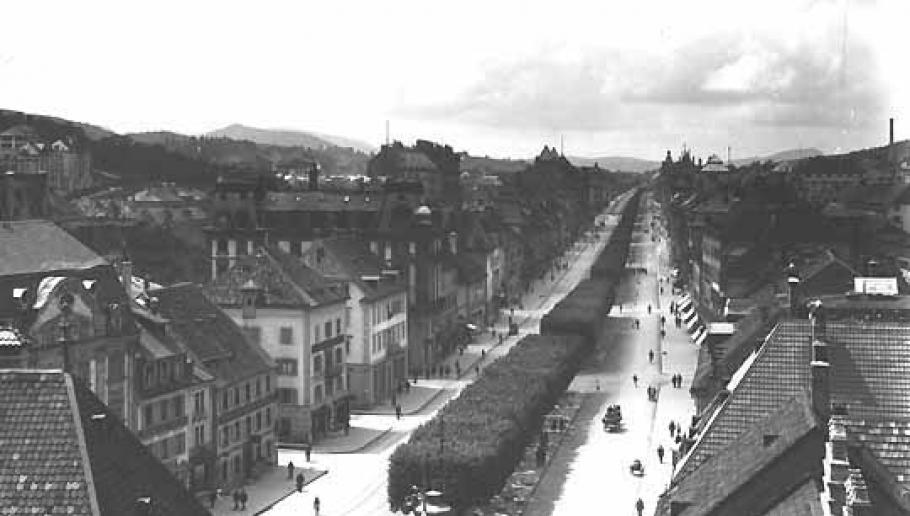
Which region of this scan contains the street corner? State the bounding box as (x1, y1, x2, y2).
(203, 465, 328, 516)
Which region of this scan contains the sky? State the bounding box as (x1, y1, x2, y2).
(0, 0, 907, 160)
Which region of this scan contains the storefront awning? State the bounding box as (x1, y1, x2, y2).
(685, 314, 701, 331)
(692, 325, 707, 347)
(678, 295, 693, 314)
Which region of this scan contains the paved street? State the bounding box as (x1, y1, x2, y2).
(523, 193, 700, 516)
(261, 193, 636, 515)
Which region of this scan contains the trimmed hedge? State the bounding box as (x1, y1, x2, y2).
(540, 278, 616, 345)
(387, 334, 586, 509)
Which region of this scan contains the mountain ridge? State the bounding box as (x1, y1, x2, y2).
(205, 123, 376, 153)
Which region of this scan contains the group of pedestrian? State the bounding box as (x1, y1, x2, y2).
(646, 385, 658, 402)
(670, 373, 683, 388)
(232, 488, 248, 511)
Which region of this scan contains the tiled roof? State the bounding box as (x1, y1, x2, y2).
(0, 124, 40, 138)
(318, 238, 405, 301)
(0, 220, 107, 277)
(0, 370, 210, 516)
(0, 370, 95, 515)
(679, 318, 910, 491)
(658, 394, 822, 515)
(764, 478, 826, 516)
(151, 283, 273, 384)
(205, 247, 346, 308)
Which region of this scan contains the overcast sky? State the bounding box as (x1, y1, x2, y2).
(0, 0, 906, 160)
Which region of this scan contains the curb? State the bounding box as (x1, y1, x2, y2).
(280, 426, 394, 455)
(251, 469, 328, 515)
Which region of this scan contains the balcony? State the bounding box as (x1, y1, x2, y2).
(312, 334, 345, 353)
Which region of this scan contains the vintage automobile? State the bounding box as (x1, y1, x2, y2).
(630, 459, 645, 476)
(602, 404, 622, 432)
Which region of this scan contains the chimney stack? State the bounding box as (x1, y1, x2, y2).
(120, 260, 133, 293)
(811, 340, 831, 422)
(308, 163, 319, 191)
(890, 118, 895, 146)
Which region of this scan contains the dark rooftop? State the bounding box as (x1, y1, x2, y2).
(0, 220, 107, 277)
(0, 369, 210, 516)
(151, 283, 273, 384)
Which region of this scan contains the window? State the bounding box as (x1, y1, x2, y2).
(159, 399, 169, 421)
(265, 375, 271, 393)
(278, 388, 298, 404)
(160, 438, 169, 459)
(194, 423, 206, 446)
(255, 378, 261, 398)
(234, 387, 240, 406)
(245, 383, 251, 402)
(233, 455, 241, 474)
(234, 421, 241, 442)
(245, 416, 252, 437)
(313, 355, 323, 374)
(335, 346, 343, 365)
(314, 384, 323, 404)
(256, 411, 262, 431)
(335, 318, 341, 335)
(173, 433, 186, 455)
(265, 407, 272, 426)
(280, 327, 293, 345)
(173, 395, 185, 418)
(325, 321, 332, 339)
(314, 324, 320, 343)
(277, 359, 298, 376)
(222, 460, 228, 481)
(144, 405, 154, 428)
(194, 391, 206, 417)
(222, 391, 229, 410)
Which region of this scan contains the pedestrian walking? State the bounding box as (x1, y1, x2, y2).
(657, 444, 665, 463)
(669, 420, 676, 436)
(304, 443, 312, 462)
(239, 488, 248, 510)
(314, 496, 321, 515)
(287, 461, 295, 480)
(395, 404, 402, 420)
(475, 365, 480, 375)
(632, 373, 638, 387)
(233, 489, 240, 510)
(647, 304, 652, 314)
(660, 315, 666, 326)
(636, 497, 645, 516)
(660, 329, 666, 339)
(208, 490, 217, 509)
(648, 349, 655, 363)
(405, 380, 411, 393)
(296, 473, 305, 492)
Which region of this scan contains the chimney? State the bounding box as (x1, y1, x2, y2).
(308, 163, 319, 191)
(811, 340, 831, 422)
(890, 118, 895, 146)
(448, 231, 458, 255)
(810, 301, 826, 341)
(4, 171, 15, 221)
(120, 260, 133, 292)
(240, 280, 260, 319)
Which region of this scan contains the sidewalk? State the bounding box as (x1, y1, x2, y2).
(200, 465, 326, 516)
(353, 228, 609, 421)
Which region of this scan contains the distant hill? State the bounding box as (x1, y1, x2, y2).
(732, 148, 824, 166)
(206, 123, 376, 153)
(567, 156, 660, 173)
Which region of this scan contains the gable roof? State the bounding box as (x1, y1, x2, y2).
(0, 220, 107, 277)
(678, 318, 910, 493)
(317, 237, 405, 301)
(151, 283, 273, 384)
(0, 369, 209, 516)
(657, 394, 822, 516)
(205, 247, 347, 308)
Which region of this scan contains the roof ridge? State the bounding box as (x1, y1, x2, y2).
(64, 372, 102, 516)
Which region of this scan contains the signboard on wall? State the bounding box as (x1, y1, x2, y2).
(854, 277, 898, 296)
